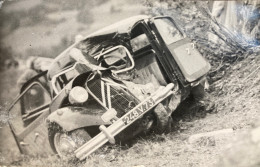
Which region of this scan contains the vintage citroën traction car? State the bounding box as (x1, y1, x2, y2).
(8, 15, 211, 160)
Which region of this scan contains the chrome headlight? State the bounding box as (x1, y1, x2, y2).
(69, 86, 89, 104)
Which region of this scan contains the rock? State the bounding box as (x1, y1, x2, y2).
(188, 128, 234, 146)
(217, 125, 260, 167)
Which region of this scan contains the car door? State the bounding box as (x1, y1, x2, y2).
(149, 17, 211, 83)
(8, 76, 53, 156)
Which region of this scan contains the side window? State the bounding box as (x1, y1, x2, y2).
(9, 82, 51, 134)
(130, 34, 150, 52)
(153, 18, 184, 45)
(21, 83, 51, 114)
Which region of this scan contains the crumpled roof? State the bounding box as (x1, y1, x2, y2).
(48, 15, 150, 79)
(77, 15, 150, 57)
(86, 15, 149, 38)
(78, 32, 129, 57)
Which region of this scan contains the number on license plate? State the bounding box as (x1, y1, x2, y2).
(122, 98, 155, 125)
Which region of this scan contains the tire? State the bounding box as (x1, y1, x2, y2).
(48, 125, 91, 159)
(153, 103, 173, 134)
(191, 84, 215, 112)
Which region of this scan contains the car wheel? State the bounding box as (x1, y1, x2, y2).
(49, 126, 91, 159)
(153, 103, 173, 134)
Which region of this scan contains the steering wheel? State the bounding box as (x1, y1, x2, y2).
(102, 54, 127, 70)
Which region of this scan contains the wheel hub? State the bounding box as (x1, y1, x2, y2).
(54, 133, 76, 157)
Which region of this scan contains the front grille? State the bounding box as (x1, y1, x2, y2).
(109, 85, 138, 117)
(86, 76, 139, 117)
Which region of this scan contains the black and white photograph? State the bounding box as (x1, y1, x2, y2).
(0, 0, 260, 166)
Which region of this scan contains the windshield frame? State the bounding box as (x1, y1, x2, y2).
(95, 45, 135, 74)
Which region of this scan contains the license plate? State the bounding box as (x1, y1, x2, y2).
(122, 98, 155, 125)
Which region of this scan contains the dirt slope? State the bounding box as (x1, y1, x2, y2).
(5, 49, 259, 167)
(84, 52, 260, 167)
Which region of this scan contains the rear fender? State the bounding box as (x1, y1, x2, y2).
(47, 106, 110, 132)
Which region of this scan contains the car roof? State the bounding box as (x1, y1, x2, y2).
(47, 15, 151, 79)
(86, 15, 150, 38)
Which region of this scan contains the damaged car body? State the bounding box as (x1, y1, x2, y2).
(7, 15, 211, 159)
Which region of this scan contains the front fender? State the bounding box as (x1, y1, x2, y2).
(47, 106, 110, 132)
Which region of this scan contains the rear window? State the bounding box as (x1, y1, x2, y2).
(130, 34, 150, 52)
